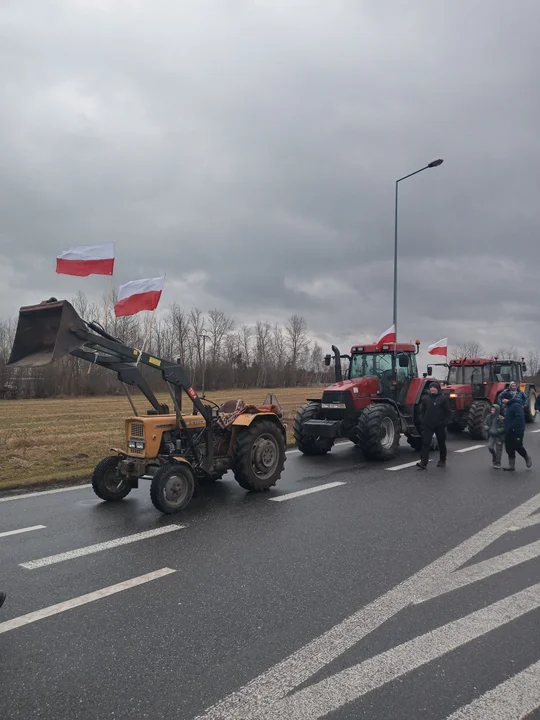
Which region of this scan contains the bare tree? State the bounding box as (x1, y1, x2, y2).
(240, 325, 252, 367)
(495, 346, 519, 361)
(254, 321, 271, 386)
(285, 314, 309, 367)
(526, 350, 540, 377)
(451, 341, 484, 360)
(207, 309, 235, 365)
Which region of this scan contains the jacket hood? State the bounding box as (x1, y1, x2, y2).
(492, 403, 500, 413)
(430, 381, 441, 392)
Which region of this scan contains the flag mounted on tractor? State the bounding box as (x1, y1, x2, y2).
(114, 276, 165, 317)
(377, 324, 396, 346)
(428, 338, 448, 356)
(56, 243, 115, 277)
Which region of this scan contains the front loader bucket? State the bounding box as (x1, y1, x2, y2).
(7, 300, 87, 367)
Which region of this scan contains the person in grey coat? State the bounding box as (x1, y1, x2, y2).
(484, 403, 505, 469)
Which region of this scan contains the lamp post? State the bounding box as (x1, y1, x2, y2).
(393, 159, 443, 341)
(200, 333, 210, 398)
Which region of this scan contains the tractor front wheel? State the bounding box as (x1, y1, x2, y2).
(525, 390, 537, 424)
(293, 402, 334, 456)
(467, 401, 490, 440)
(92, 456, 132, 502)
(232, 420, 286, 491)
(150, 463, 195, 514)
(356, 404, 400, 460)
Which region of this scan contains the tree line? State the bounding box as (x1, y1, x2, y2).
(0, 291, 334, 399)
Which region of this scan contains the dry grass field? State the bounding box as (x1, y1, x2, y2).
(0, 388, 316, 491)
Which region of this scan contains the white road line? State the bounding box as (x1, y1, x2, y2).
(0, 524, 46, 538)
(531, 429, 540, 434)
(269, 482, 346, 502)
(387, 460, 430, 471)
(445, 658, 540, 719)
(0, 567, 175, 635)
(20, 525, 184, 569)
(454, 444, 485, 453)
(508, 512, 540, 532)
(255, 581, 540, 720)
(0, 484, 91, 502)
(196, 491, 540, 720)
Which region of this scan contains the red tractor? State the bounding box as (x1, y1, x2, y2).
(442, 357, 537, 439)
(293, 341, 438, 460)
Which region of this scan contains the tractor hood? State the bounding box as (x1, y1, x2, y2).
(443, 384, 471, 396)
(324, 377, 380, 396)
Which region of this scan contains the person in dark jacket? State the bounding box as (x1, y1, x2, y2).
(0, 591, 5, 609)
(484, 403, 504, 469)
(416, 381, 451, 469)
(503, 396, 532, 471)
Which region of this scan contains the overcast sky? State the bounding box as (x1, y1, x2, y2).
(1, 0, 539, 370)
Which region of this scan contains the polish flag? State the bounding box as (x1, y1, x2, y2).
(114, 276, 165, 317)
(56, 243, 115, 277)
(377, 324, 396, 345)
(428, 337, 448, 356)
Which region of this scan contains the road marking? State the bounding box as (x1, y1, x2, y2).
(445, 657, 540, 719)
(454, 444, 485, 453)
(0, 567, 175, 635)
(196, 491, 540, 720)
(0, 484, 91, 502)
(531, 429, 540, 434)
(0, 524, 46, 538)
(254, 581, 540, 720)
(387, 460, 430, 470)
(508, 512, 540, 532)
(269, 482, 345, 502)
(20, 525, 184, 569)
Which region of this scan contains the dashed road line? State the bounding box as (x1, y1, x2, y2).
(20, 525, 184, 569)
(0, 525, 46, 538)
(454, 445, 485, 453)
(531, 429, 540, 434)
(0, 484, 91, 502)
(269, 482, 346, 502)
(387, 460, 432, 471)
(0, 568, 176, 635)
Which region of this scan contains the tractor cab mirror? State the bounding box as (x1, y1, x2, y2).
(493, 364, 501, 375)
(426, 365, 433, 376)
(397, 353, 409, 368)
(324, 354, 331, 366)
(522, 361, 527, 372)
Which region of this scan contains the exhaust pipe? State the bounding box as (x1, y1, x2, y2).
(7, 299, 88, 368)
(331, 345, 343, 383)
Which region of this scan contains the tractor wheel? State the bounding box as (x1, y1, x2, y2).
(92, 456, 132, 502)
(232, 420, 286, 491)
(293, 402, 334, 456)
(467, 401, 490, 440)
(525, 390, 537, 424)
(356, 404, 400, 460)
(150, 463, 195, 514)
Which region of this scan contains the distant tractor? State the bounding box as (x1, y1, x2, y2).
(293, 341, 438, 461)
(442, 357, 537, 440)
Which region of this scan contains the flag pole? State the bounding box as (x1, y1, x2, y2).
(136, 309, 157, 366)
(88, 267, 114, 375)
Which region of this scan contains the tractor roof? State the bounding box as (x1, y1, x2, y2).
(448, 357, 520, 367)
(350, 343, 417, 354)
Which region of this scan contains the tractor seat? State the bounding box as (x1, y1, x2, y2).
(218, 399, 245, 414)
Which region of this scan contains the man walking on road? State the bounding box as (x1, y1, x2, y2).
(417, 381, 451, 470)
(503, 394, 532, 471)
(0, 591, 5, 609)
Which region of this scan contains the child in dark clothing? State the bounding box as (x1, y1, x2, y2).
(484, 403, 504, 469)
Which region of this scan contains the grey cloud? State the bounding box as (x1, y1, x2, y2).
(1, 0, 540, 361)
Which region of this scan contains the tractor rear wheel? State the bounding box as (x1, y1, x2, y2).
(150, 463, 195, 514)
(92, 456, 132, 502)
(525, 390, 537, 424)
(356, 404, 400, 460)
(293, 402, 334, 455)
(232, 420, 286, 491)
(467, 400, 490, 440)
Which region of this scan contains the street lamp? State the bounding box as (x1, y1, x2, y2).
(200, 333, 210, 398)
(393, 159, 443, 340)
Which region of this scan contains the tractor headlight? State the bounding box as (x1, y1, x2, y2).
(450, 393, 457, 398)
(128, 440, 136, 448)
(135, 442, 145, 450)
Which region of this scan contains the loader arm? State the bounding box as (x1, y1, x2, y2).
(7, 299, 214, 471)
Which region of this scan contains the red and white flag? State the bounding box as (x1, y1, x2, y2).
(377, 324, 396, 345)
(56, 243, 115, 277)
(428, 337, 448, 356)
(114, 276, 165, 317)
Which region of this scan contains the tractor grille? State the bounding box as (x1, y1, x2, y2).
(130, 422, 145, 439)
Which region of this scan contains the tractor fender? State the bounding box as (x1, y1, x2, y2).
(171, 455, 194, 469)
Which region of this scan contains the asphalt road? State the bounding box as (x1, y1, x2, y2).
(1, 430, 540, 719)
